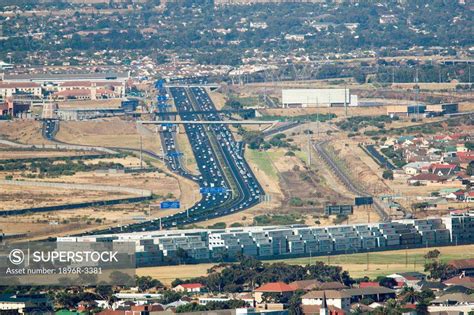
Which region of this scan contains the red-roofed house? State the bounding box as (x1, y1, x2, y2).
(466, 191, 474, 203)
(449, 259, 474, 276)
(359, 282, 380, 288)
(254, 282, 295, 303)
(446, 190, 466, 201)
(458, 152, 474, 165)
(443, 275, 474, 289)
(173, 283, 205, 293)
(407, 173, 447, 185)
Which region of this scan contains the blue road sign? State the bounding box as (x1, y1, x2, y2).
(200, 187, 226, 194)
(157, 95, 167, 101)
(155, 80, 165, 89)
(160, 201, 180, 209)
(167, 152, 183, 157)
(355, 196, 374, 206)
(161, 123, 175, 128)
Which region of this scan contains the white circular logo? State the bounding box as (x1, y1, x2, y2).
(8, 249, 25, 265)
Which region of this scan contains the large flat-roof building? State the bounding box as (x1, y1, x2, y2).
(1, 72, 129, 84)
(58, 212, 474, 267)
(281, 88, 357, 108)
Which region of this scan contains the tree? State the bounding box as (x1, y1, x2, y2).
(467, 162, 474, 176)
(136, 276, 163, 291)
(176, 302, 207, 313)
(382, 169, 394, 180)
(465, 142, 474, 151)
(424, 261, 456, 280)
(159, 290, 183, 304)
(378, 277, 398, 288)
(424, 249, 440, 260)
(400, 286, 423, 304)
(176, 247, 189, 265)
(288, 290, 304, 315)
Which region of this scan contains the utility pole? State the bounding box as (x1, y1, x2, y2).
(405, 248, 408, 268)
(344, 84, 348, 117)
(316, 97, 320, 138)
(307, 131, 312, 166)
(139, 135, 143, 169)
(366, 252, 369, 271)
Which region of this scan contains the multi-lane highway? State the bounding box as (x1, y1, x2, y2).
(87, 86, 263, 234)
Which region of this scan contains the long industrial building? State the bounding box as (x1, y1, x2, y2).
(57, 212, 474, 267)
(281, 88, 358, 108)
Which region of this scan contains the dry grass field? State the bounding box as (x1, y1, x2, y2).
(0, 150, 96, 159)
(137, 244, 474, 286)
(0, 120, 51, 145)
(59, 99, 122, 109)
(56, 118, 162, 154)
(261, 106, 388, 118)
(0, 183, 127, 211)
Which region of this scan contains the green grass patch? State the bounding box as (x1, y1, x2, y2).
(246, 149, 282, 181)
(267, 245, 474, 279)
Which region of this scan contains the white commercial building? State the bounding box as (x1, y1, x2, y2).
(281, 88, 358, 108)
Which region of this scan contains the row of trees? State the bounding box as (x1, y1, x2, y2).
(171, 256, 354, 293)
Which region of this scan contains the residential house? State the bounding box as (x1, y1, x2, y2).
(301, 290, 351, 313)
(254, 282, 295, 303)
(447, 260, 474, 277)
(407, 173, 447, 185)
(289, 280, 322, 291)
(429, 293, 474, 314)
(430, 164, 460, 177)
(402, 162, 431, 175)
(465, 191, 474, 203)
(414, 281, 447, 293)
(301, 304, 346, 315)
(343, 287, 396, 303)
(457, 151, 474, 166)
(386, 272, 426, 288)
(446, 190, 466, 201)
(358, 282, 380, 289)
(288, 280, 347, 292)
(443, 275, 474, 289)
(173, 283, 205, 293)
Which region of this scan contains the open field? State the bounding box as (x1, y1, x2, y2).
(58, 99, 122, 109)
(0, 149, 97, 160)
(137, 244, 474, 286)
(0, 168, 200, 239)
(261, 106, 388, 118)
(208, 90, 227, 110)
(175, 129, 199, 175)
(0, 183, 128, 211)
(56, 118, 162, 154)
(0, 120, 51, 145)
